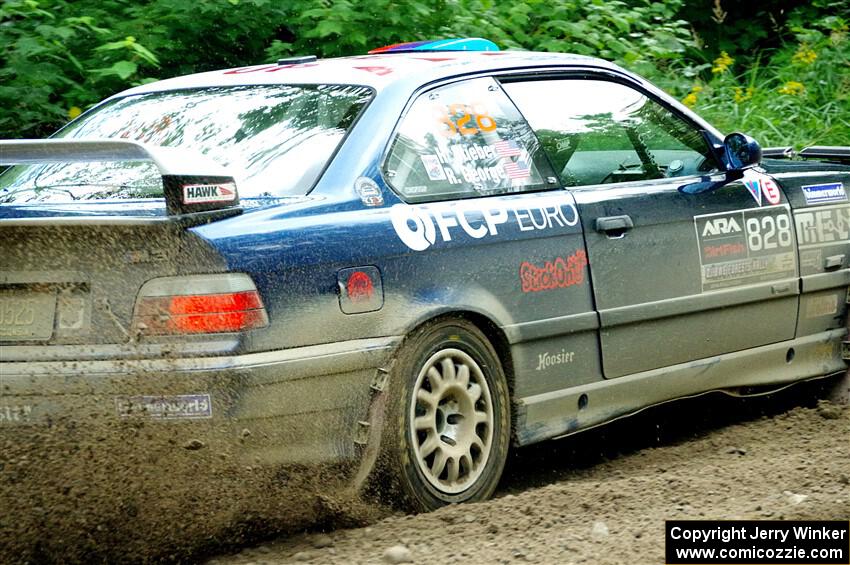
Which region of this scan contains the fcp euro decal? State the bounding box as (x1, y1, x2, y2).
(390, 197, 579, 251)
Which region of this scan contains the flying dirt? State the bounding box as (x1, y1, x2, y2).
(206, 383, 850, 565)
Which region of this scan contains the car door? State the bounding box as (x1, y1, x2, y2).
(382, 76, 603, 402)
(503, 76, 799, 378)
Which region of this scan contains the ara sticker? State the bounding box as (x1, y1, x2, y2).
(801, 182, 847, 205)
(694, 206, 797, 291)
(182, 183, 237, 205)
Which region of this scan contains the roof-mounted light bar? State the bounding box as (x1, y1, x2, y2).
(368, 38, 499, 54)
(0, 138, 240, 216)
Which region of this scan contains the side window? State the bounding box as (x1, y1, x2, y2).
(502, 79, 719, 187)
(384, 77, 556, 202)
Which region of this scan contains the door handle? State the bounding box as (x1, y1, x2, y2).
(595, 215, 634, 238)
(824, 254, 845, 271)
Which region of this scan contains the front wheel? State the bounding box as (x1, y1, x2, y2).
(380, 319, 511, 511)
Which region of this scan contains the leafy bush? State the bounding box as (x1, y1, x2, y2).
(1, 0, 847, 147)
(0, 0, 289, 137)
(666, 2, 850, 146)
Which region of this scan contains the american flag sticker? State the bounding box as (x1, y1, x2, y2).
(494, 139, 522, 157)
(503, 159, 531, 179)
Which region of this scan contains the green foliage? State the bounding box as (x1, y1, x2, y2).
(1, 0, 847, 147)
(447, 0, 695, 77)
(0, 0, 288, 137)
(666, 3, 850, 147)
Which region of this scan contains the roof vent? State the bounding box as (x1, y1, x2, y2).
(276, 55, 318, 65)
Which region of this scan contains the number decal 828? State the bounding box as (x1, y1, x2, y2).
(745, 212, 793, 253)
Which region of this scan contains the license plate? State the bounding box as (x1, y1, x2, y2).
(0, 290, 56, 341)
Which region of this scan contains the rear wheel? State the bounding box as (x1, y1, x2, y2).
(380, 319, 510, 511)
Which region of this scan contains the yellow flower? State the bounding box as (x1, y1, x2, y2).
(711, 51, 734, 74)
(792, 45, 817, 65)
(733, 86, 754, 103)
(68, 106, 82, 119)
(778, 81, 805, 95)
(682, 84, 703, 107)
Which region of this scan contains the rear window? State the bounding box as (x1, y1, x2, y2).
(0, 84, 373, 203)
(383, 77, 556, 202)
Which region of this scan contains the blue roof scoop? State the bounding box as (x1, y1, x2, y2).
(368, 38, 500, 54)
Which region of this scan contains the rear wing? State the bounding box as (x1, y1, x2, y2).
(763, 145, 850, 165)
(0, 139, 240, 216)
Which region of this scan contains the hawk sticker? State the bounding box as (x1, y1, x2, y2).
(182, 183, 237, 205)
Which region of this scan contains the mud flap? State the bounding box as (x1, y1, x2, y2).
(348, 366, 392, 494)
(826, 371, 850, 405)
(833, 290, 850, 404)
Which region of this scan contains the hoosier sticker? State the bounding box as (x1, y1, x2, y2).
(182, 182, 237, 205)
(694, 206, 797, 291)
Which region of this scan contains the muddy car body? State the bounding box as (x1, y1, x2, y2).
(1, 40, 849, 528)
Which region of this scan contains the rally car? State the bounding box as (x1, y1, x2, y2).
(1, 38, 848, 514)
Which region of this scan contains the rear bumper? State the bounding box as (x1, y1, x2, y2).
(0, 337, 401, 561)
(0, 336, 400, 466)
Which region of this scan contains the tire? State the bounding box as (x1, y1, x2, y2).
(379, 318, 511, 511)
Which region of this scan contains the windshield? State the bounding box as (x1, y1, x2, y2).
(0, 84, 373, 203)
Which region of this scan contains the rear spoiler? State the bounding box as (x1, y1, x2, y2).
(0, 139, 241, 216)
(763, 145, 850, 165)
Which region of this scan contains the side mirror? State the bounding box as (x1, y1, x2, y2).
(679, 132, 763, 195)
(724, 132, 762, 170)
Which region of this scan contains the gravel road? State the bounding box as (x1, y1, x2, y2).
(206, 379, 849, 565)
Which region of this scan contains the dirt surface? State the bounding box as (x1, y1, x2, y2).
(207, 380, 850, 565)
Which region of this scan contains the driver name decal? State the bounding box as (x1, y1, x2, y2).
(694, 206, 797, 291)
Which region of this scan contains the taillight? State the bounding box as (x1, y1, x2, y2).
(133, 274, 269, 335)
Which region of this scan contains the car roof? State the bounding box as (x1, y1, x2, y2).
(111, 51, 628, 99)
